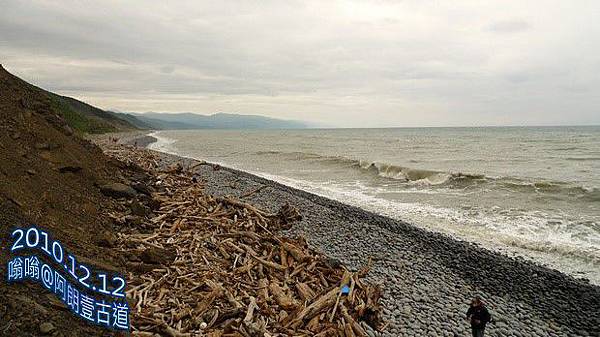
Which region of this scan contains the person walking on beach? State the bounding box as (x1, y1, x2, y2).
(466, 295, 491, 337)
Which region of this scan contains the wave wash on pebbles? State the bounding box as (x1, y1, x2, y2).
(117, 132, 600, 337)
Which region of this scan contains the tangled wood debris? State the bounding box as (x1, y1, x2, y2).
(101, 143, 383, 336)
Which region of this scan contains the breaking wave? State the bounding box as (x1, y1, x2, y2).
(254, 150, 599, 199)
(355, 160, 485, 186)
(254, 171, 600, 281)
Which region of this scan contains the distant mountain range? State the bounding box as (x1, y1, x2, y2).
(118, 111, 310, 130)
(1, 65, 310, 132)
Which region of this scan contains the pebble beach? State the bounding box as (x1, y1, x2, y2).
(124, 132, 600, 337)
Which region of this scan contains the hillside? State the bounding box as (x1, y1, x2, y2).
(0, 64, 147, 335)
(49, 93, 140, 133)
(123, 111, 309, 129)
(0, 65, 141, 133)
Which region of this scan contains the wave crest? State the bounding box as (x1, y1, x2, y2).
(253, 150, 599, 197)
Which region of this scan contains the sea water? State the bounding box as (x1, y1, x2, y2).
(149, 126, 600, 284)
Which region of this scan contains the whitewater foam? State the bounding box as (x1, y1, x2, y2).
(256, 150, 598, 198)
(148, 131, 178, 155)
(144, 128, 600, 284)
(255, 172, 600, 281)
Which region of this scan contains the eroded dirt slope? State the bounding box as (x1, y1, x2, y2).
(0, 65, 138, 336)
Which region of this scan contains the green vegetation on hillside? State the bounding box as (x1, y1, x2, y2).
(48, 94, 116, 134)
(1, 65, 143, 134)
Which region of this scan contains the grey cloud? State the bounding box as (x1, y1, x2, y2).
(160, 66, 175, 74)
(487, 20, 532, 33)
(1, 1, 599, 127)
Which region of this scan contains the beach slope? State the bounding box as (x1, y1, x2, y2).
(121, 132, 600, 337)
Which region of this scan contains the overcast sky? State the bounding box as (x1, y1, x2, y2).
(2, 1, 599, 127)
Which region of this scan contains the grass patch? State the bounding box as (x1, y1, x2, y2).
(48, 95, 116, 134)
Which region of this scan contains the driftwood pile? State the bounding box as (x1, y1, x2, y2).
(102, 143, 383, 336)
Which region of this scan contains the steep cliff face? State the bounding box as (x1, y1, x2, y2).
(0, 65, 130, 336)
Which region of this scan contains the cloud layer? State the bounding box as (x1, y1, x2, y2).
(2, 1, 599, 127)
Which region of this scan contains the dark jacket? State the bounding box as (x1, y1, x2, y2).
(466, 304, 491, 329)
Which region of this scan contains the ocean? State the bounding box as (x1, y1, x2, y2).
(149, 126, 600, 284)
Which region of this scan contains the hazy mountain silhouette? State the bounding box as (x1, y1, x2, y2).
(121, 112, 310, 129)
